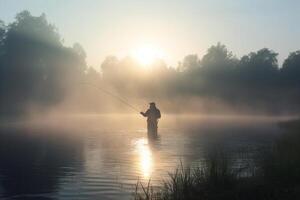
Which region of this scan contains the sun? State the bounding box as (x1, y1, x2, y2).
(132, 45, 164, 66)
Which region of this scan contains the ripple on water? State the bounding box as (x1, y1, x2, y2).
(0, 115, 283, 200)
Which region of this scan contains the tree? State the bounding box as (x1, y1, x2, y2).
(281, 51, 300, 85)
(0, 20, 5, 57)
(0, 11, 87, 116)
(240, 48, 278, 71)
(239, 48, 279, 86)
(178, 54, 200, 72)
(201, 42, 236, 68)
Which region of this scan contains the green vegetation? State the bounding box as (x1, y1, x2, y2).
(264, 119, 300, 185)
(1, 11, 300, 116)
(134, 119, 300, 200)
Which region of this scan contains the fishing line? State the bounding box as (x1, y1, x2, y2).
(79, 82, 141, 113)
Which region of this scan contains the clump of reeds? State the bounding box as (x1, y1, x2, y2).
(261, 118, 300, 185)
(134, 150, 237, 200)
(134, 119, 300, 200)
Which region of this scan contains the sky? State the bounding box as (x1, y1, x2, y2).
(0, 0, 299, 69)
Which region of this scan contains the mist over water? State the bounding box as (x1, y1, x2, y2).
(0, 8, 299, 200)
(1, 11, 300, 118)
(0, 114, 289, 200)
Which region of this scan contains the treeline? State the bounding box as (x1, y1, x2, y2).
(100, 45, 300, 114)
(1, 11, 300, 116)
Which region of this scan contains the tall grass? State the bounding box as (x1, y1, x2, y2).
(262, 119, 300, 185)
(134, 118, 300, 200)
(134, 151, 238, 200)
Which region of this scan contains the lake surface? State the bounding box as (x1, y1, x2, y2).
(0, 114, 287, 200)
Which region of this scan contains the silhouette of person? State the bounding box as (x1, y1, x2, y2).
(140, 102, 161, 135)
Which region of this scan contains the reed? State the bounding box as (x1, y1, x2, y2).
(134, 118, 300, 200)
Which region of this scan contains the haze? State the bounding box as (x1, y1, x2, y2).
(1, 0, 300, 68)
(1, 1, 300, 200)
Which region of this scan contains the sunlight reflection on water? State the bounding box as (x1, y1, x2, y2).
(0, 115, 285, 200)
(134, 138, 153, 179)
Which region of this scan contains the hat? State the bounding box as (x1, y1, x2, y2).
(149, 102, 156, 106)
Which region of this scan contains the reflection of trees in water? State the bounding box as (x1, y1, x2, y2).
(0, 127, 84, 198)
(181, 120, 279, 168)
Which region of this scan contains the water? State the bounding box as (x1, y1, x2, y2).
(0, 114, 286, 200)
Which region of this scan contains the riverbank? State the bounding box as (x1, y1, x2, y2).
(134, 118, 300, 200)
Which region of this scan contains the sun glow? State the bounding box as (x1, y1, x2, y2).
(132, 45, 164, 66)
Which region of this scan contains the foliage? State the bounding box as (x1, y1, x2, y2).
(1, 11, 300, 115)
(134, 120, 300, 200)
(0, 11, 87, 116)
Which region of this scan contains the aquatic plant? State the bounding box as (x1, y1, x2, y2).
(134, 119, 300, 200)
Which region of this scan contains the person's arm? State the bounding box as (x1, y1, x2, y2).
(140, 110, 149, 117)
(140, 112, 146, 117)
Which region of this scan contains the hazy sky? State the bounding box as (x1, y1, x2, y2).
(0, 0, 299, 68)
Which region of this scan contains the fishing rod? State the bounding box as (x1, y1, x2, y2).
(79, 82, 141, 113)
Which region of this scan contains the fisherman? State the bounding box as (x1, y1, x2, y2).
(140, 102, 161, 135)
